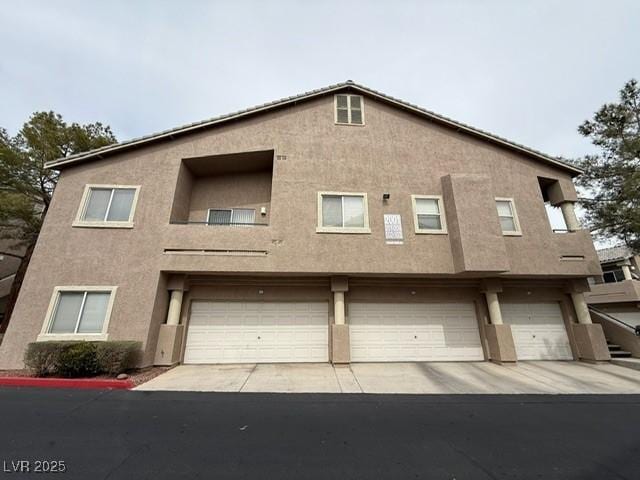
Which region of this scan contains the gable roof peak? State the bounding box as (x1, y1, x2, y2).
(45, 81, 582, 175)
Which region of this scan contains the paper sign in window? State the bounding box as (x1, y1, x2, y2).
(384, 214, 404, 244)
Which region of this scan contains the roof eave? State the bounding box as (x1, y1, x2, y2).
(348, 85, 583, 176)
(45, 82, 583, 176)
(44, 83, 353, 170)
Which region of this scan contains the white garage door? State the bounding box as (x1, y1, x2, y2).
(184, 301, 329, 364)
(349, 303, 484, 362)
(502, 302, 573, 360)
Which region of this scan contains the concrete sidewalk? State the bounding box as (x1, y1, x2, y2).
(135, 361, 640, 394)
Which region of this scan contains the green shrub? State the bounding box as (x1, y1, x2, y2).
(24, 342, 63, 376)
(24, 341, 142, 378)
(57, 342, 99, 378)
(95, 341, 141, 374)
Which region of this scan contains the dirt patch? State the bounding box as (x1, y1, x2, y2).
(127, 366, 174, 387)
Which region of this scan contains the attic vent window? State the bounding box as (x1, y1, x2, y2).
(335, 94, 364, 125)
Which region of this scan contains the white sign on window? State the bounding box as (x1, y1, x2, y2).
(384, 214, 404, 244)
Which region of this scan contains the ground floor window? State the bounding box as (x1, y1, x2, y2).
(38, 287, 116, 341)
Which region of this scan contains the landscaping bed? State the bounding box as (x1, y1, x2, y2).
(0, 366, 173, 388)
(0, 340, 174, 389)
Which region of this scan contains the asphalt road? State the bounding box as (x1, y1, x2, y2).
(1, 388, 639, 479)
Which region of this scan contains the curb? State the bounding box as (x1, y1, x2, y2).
(0, 376, 133, 390)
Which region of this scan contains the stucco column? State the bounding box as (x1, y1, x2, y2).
(485, 292, 503, 325)
(334, 291, 345, 325)
(330, 276, 350, 364)
(480, 279, 516, 363)
(570, 292, 592, 324)
(166, 290, 183, 326)
(560, 202, 580, 232)
(621, 264, 633, 281)
(564, 279, 609, 361)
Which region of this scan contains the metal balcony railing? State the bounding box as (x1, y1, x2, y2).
(170, 221, 269, 227)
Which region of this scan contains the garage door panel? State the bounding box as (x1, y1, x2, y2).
(349, 302, 484, 362)
(502, 302, 573, 360)
(184, 301, 329, 364)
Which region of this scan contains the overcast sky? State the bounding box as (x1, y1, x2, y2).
(1, 0, 638, 162)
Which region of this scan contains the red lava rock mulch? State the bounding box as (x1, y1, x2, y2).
(0, 366, 173, 389)
(127, 366, 174, 387)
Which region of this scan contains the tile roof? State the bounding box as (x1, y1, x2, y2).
(597, 244, 634, 263)
(45, 80, 582, 175)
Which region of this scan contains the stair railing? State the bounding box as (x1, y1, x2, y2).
(588, 306, 640, 336)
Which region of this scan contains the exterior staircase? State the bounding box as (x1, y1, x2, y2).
(606, 340, 632, 358)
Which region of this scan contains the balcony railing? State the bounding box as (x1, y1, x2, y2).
(170, 221, 269, 227)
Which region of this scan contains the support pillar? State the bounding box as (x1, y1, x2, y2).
(485, 292, 503, 325)
(167, 290, 184, 326)
(547, 181, 580, 232)
(334, 291, 345, 325)
(565, 280, 610, 361)
(155, 276, 187, 366)
(621, 264, 633, 281)
(330, 276, 350, 364)
(480, 279, 516, 364)
(559, 202, 580, 232)
(570, 292, 592, 325)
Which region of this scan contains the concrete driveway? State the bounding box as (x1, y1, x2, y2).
(136, 361, 640, 394)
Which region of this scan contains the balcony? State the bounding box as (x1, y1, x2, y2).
(162, 150, 275, 268)
(550, 229, 602, 276)
(586, 280, 640, 305)
(169, 149, 274, 226)
(163, 221, 272, 252)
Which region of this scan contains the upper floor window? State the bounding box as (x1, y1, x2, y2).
(317, 192, 370, 233)
(38, 286, 116, 341)
(411, 195, 447, 234)
(495, 198, 522, 236)
(602, 268, 626, 284)
(208, 208, 256, 226)
(74, 185, 140, 228)
(335, 95, 364, 125)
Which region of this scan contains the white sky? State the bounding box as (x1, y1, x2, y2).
(1, 1, 638, 239)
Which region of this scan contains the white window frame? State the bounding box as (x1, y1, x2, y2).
(316, 192, 371, 234)
(73, 184, 141, 228)
(411, 195, 448, 234)
(206, 208, 256, 225)
(495, 197, 522, 236)
(334, 94, 365, 126)
(37, 286, 117, 342)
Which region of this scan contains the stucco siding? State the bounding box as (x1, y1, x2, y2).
(0, 93, 600, 368)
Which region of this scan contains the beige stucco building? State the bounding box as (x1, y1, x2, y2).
(0, 81, 612, 369)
